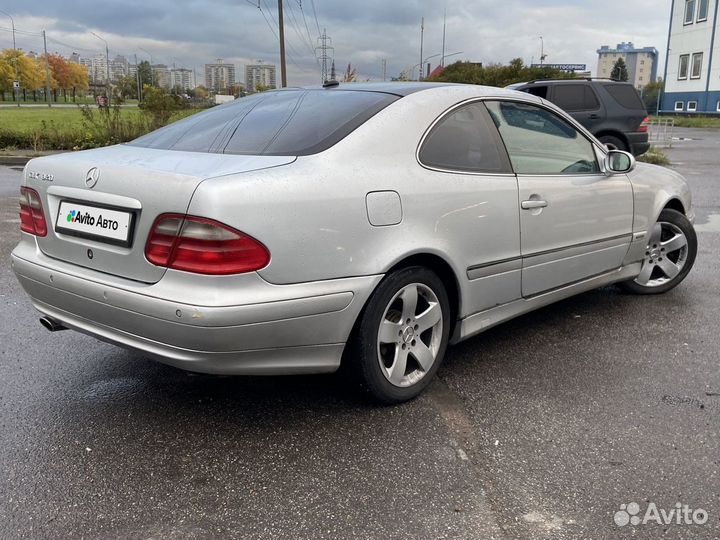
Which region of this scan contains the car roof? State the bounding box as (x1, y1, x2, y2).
(284, 81, 532, 99)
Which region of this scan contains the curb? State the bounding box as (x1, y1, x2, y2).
(0, 156, 31, 167)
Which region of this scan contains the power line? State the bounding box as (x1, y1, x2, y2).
(297, 1, 317, 56)
(284, 0, 315, 56)
(255, 0, 311, 75)
(309, 0, 321, 36)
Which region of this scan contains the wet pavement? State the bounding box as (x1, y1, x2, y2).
(0, 129, 718, 539)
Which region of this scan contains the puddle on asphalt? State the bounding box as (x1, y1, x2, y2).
(696, 214, 720, 233)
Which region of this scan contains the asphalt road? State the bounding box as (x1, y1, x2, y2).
(0, 130, 718, 539)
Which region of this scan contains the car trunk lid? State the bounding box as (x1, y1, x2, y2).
(25, 145, 294, 284)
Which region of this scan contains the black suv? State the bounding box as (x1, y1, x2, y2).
(509, 79, 650, 156)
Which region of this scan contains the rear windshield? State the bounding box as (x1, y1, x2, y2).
(129, 89, 399, 156)
(602, 84, 645, 110)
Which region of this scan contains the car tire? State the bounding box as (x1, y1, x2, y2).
(347, 266, 451, 404)
(619, 209, 697, 295)
(598, 134, 628, 152)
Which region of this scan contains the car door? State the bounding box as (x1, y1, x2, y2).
(417, 100, 521, 315)
(485, 100, 634, 297)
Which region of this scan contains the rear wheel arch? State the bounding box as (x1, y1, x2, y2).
(342, 253, 461, 365)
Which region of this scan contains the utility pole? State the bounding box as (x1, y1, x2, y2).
(382, 58, 387, 81)
(91, 32, 111, 107)
(330, 60, 336, 81)
(41, 31, 52, 107)
(419, 17, 424, 81)
(315, 29, 334, 83)
(278, 0, 287, 87)
(0, 10, 19, 106)
(441, 9, 447, 67)
(539, 36, 546, 66)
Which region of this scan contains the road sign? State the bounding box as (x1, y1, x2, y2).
(13, 80, 19, 89)
(531, 63, 587, 71)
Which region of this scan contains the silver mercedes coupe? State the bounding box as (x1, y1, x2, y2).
(12, 83, 697, 403)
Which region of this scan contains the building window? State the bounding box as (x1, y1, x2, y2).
(675, 101, 685, 111)
(678, 54, 690, 79)
(697, 0, 709, 20)
(687, 101, 698, 112)
(717, 100, 720, 112)
(685, 0, 696, 23)
(691, 52, 703, 79)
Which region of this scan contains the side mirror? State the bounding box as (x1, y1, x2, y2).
(605, 150, 636, 174)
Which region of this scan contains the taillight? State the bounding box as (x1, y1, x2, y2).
(638, 116, 650, 133)
(19, 187, 47, 237)
(145, 214, 270, 275)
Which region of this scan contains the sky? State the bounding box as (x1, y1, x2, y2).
(0, 0, 673, 86)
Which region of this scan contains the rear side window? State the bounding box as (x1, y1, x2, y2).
(419, 102, 512, 174)
(551, 84, 600, 112)
(130, 89, 398, 156)
(602, 84, 645, 110)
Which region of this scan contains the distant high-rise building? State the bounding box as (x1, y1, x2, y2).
(245, 62, 277, 92)
(68, 52, 81, 64)
(110, 55, 129, 82)
(80, 54, 109, 85)
(171, 68, 196, 91)
(204, 59, 236, 92)
(597, 42, 658, 89)
(152, 64, 172, 89)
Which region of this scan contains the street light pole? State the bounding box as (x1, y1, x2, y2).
(0, 9, 19, 106)
(419, 17, 424, 81)
(539, 36, 545, 66)
(41, 30, 52, 108)
(91, 32, 111, 107)
(134, 53, 142, 102)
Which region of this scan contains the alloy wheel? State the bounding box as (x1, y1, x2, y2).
(376, 283, 443, 388)
(634, 221, 689, 287)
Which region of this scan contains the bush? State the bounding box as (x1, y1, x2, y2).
(637, 146, 671, 166)
(139, 86, 181, 129)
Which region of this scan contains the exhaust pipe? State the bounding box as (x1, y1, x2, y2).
(40, 316, 68, 332)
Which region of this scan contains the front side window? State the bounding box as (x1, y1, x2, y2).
(419, 102, 512, 174)
(685, 0, 697, 23)
(698, 0, 709, 20)
(485, 101, 600, 175)
(130, 89, 398, 156)
(691, 52, 703, 79)
(687, 101, 698, 112)
(675, 101, 685, 111)
(678, 54, 690, 79)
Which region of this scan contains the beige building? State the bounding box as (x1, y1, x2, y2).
(597, 42, 658, 89)
(204, 59, 236, 92)
(245, 62, 277, 92)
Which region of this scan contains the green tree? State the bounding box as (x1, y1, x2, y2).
(429, 58, 577, 88)
(137, 60, 153, 87)
(139, 85, 179, 128)
(115, 75, 139, 100)
(641, 79, 663, 114)
(611, 58, 629, 82)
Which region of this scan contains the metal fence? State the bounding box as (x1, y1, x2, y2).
(648, 118, 675, 148)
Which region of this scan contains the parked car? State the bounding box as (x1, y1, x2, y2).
(508, 79, 651, 156)
(12, 83, 696, 403)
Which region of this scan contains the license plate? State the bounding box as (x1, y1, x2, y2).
(55, 200, 134, 246)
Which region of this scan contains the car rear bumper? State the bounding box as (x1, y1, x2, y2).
(626, 131, 650, 156)
(11, 238, 381, 375)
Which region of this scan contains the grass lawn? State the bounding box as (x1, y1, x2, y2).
(652, 115, 720, 128)
(0, 106, 195, 133)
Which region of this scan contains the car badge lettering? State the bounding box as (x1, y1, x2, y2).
(66, 209, 119, 231)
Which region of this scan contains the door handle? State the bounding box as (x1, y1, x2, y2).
(521, 199, 548, 210)
(589, 114, 600, 120)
